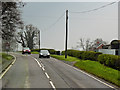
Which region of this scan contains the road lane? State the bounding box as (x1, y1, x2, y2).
(32, 54, 116, 89)
(2, 53, 51, 88)
(2, 54, 29, 88)
(28, 55, 51, 88)
(2, 53, 117, 89)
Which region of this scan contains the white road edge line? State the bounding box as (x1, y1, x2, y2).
(75, 68, 115, 88)
(45, 72, 50, 79)
(49, 81, 56, 90)
(0, 54, 16, 79)
(73, 65, 115, 89)
(54, 58, 115, 89)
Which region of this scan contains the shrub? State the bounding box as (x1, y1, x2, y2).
(32, 48, 57, 54)
(82, 51, 102, 61)
(98, 54, 120, 70)
(62, 49, 102, 61)
(61, 51, 65, 55)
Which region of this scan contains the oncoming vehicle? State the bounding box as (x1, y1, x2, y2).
(39, 50, 50, 58)
(22, 47, 31, 54)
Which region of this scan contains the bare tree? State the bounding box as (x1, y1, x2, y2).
(77, 38, 93, 51)
(16, 24, 39, 49)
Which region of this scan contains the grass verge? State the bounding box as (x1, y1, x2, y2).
(51, 54, 80, 62)
(0, 53, 14, 72)
(31, 51, 39, 54)
(1, 53, 14, 61)
(51, 54, 120, 87)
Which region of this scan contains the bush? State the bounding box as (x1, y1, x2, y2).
(82, 51, 102, 61)
(98, 54, 120, 70)
(32, 48, 57, 54)
(62, 49, 102, 61)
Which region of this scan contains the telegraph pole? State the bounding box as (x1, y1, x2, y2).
(65, 10, 68, 58)
(39, 30, 40, 52)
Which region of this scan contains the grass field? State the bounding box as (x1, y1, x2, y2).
(51, 54, 120, 87)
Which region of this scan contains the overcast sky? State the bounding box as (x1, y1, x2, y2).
(21, 1, 118, 51)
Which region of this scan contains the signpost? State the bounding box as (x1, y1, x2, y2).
(5, 42, 10, 54)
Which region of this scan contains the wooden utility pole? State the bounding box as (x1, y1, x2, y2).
(65, 10, 68, 58)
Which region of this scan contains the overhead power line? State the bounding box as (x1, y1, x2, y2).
(42, 12, 65, 32)
(70, 1, 118, 14)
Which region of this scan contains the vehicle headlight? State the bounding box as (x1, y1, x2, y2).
(48, 53, 50, 55)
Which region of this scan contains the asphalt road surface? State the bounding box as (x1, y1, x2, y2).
(1, 53, 118, 89)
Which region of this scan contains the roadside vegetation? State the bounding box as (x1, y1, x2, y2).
(31, 49, 120, 86)
(31, 51, 39, 54)
(51, 54, 120, 87)
(0, 53, 14, 72)
(1, 53, 14, 61)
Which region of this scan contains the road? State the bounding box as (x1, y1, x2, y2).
(1, 53, 117, 89)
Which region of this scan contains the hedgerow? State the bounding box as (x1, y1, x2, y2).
(62, 50, 102, 61)
(98, 54, 120, 70)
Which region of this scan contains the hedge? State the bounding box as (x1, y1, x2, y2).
(62, 50, 102, 61)
(31, 48, 59, 55)
(98, 54, 120, 70)
(62, 50, 120, 70)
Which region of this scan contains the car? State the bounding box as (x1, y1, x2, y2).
(22, 47, 31, 54)
(39, 50, 50, 58)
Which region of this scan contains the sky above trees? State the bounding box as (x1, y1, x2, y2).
(21, 1, 118, 51)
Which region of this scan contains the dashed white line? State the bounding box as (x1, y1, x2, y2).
(41, 63, 45, 67)
(45, 72, 50, 79)
(32, 56, 56, 89)
(49, 81, 56, 90)
(42, 67, 45, 71)
(32, 57, 42, 67)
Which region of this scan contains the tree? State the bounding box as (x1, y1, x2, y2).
(77, 38, 93, 51)
(16, 24, 39, 49)
(76, 38, 108, 51)
(1, 1, 24, 51)
(1, 2, 23, 40)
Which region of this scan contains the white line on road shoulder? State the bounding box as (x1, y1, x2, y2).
(52, 58, 115, 89)
(73, 65, 115, 89)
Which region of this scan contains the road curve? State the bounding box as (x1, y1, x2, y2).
(32, 54, 117, 89)
(1, 53, 118, 89)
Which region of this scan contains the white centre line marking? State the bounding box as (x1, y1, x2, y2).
(45, 72, 50, 79)
(42, 67, 45, 71)
(32, 57, 42, 67)
(49, 81, 56, 90)
(41, 63, 45, 67)
(31, 56, 56, 89)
